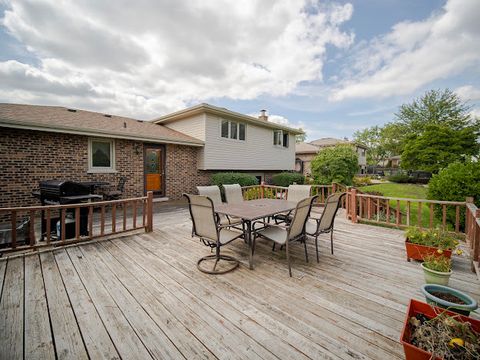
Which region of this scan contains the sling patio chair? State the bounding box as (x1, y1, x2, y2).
(197, 185, 242, 228)
(253, 196, 317, 277)
(274, 184, 311, 224)
(305, 192, 346, 262)
(184, 193, 245, 274)
(223, 184, 244, 204)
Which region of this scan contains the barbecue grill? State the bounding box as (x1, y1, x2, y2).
(36, 180, 102, 239)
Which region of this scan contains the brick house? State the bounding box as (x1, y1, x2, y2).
(0, 103, 302, 208)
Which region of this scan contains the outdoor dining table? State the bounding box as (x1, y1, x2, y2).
(215, 198, 297, 269)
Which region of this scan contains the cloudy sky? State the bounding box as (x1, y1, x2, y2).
(1, 0, 479, 140)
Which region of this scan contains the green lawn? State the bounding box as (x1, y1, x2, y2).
(358, 183, 445, 229)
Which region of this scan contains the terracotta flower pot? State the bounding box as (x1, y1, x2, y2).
(420, 263, 452, 286)
(405, 238, 452, 262)
(400, 299, 480, 360)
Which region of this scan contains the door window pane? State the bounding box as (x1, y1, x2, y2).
(239, 123, 246, 140)
(230, 121, 238, 139)
(91, 141, 111, 167)
(221, 120, 229, 138)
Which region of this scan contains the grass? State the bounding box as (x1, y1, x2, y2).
(358, 183, 446, 229)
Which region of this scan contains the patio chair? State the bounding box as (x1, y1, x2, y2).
(274, 185, 311, 224)
(197, 185, 241, 227)
(103, 176, 127, 201)
(305, 192, 346, 261)
(223, 184, 244, 204)
(253, 196, 317, 277)
(184, 194, 244, 274)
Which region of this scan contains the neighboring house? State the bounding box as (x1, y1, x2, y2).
(154, 104, 302, 183)
(0, 103, 301, 208)
(295, 137, 368, 176)
(389, 155, 401, 168)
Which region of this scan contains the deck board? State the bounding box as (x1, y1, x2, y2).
(1, 206, 479, 360)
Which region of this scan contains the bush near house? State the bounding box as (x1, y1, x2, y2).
(387, 173, 410, 183)
(428, 161, 480, 229)
(211, 172, 258, 187)
(310, 144, 358, 186)
(272, 172, 305, 187)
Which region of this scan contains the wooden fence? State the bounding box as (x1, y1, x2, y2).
(0, 192, 153, 255)
(241, 182, 345, 204)
(466, 198, 480, 277)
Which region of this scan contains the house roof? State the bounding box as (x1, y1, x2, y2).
(0, 103, 203, 146)
(153, 103, 304, 135)
(309, 137, 368, 149)
(295, 142, 320, 154)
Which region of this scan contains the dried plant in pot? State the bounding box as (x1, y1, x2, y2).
(400, 299, 480, 360)
(421, 254, 453, 286)
(405, 227, 462, 262)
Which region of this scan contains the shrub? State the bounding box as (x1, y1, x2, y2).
(310, 145, 359, 186)
(211, 172, 258, 187)
(353, 176, 372, 187)
(271, 172, 305, 187)
(427, 161, 480, 229)
(387, 173, 410, 183)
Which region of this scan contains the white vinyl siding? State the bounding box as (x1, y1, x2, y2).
(162, 114, 206, 141)
(202, 114, 295, 170)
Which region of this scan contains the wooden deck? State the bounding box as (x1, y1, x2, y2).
(1, 206, 479, 359)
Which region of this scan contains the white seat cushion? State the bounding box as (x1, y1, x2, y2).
(256, 226, 288, 245)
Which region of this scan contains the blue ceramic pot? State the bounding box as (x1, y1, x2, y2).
(421, 284, 478, 316)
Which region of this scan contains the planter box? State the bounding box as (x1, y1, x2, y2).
(405, 238, 452, 262)
(400, 299, 480, 360)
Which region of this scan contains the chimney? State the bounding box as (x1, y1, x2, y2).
(259, 109, 268, 121)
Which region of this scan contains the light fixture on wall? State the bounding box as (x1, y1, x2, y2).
(134, 143, 142, 155)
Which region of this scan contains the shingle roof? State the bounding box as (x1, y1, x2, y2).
(309, 137, 350, 147)
(0, 103, 203, 146)
(295, 142, 320, 154)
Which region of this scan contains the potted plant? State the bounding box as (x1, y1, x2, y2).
(421, 284, 478, 316)
(400, 299, 480, 359)
(405, 227, 461, 262)
(421, 254, 453, 286)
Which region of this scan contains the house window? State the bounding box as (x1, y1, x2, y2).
(273, 130, 282, 146)
(273, 130, 289, 147)
(283, 132, 289, 148)
(88, 138, 115, 172)
(220, 119, 246, 141)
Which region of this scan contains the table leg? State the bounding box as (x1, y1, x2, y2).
(246, 220, 254, 270)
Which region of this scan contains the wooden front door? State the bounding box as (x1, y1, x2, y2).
(144, 146, 165, 196)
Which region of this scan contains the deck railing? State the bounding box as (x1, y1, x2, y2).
(0, 192, 153, 255)
(465, 199, 480, 275)
(241, 182, 344, 205)
(345, 188, 466, 232)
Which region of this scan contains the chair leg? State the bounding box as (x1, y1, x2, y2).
(303, 237, 308, 263)
(315, 235, 319, 263)
(286, 242, 292, 277)
(330, 230, 334, 255)
(272, 242, 276, 251)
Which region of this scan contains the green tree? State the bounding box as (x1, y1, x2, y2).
(401, 124, 479, 172)
(310, 145, 359, 185)
(391, 89, 479, 172)
(353, 125, 388, 165)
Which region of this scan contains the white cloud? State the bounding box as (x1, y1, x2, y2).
(330, 0, 480, 101)
(455, 85, 480, 102)
(0, 0, 354, 118)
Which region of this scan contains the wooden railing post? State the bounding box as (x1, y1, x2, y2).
(146, 191, 154, 233)
(260, 181, 265, 199)
(332, 182, 336, 194)
(351, 188, 358, 223)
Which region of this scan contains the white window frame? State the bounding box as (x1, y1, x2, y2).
(220, 119, 246, 141)
(88, 138, 116, 173)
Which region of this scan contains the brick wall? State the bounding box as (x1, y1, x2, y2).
(0, 128, 212, 207)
